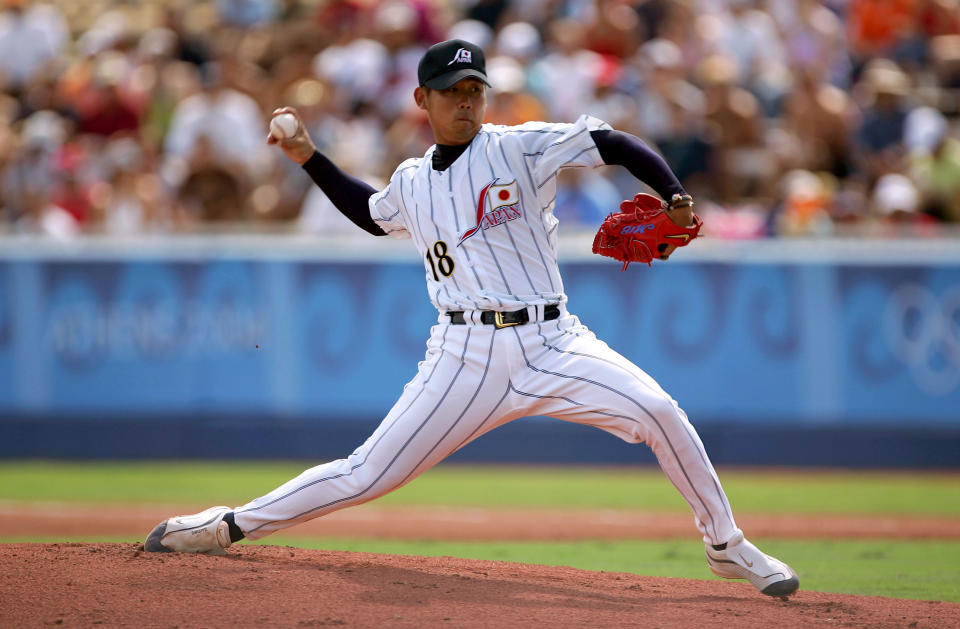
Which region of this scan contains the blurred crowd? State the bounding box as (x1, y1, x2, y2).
(1, 0, 959, 239)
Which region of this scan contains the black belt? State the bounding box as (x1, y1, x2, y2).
(447, 304, 560, 329)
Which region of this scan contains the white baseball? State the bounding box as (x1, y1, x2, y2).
(270, 113, 299, 140)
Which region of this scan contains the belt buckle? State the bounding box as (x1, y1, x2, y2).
(493, 311, 519, 329)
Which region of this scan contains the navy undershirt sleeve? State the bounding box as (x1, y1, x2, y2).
(590, 129, 686, 201)
(301, 151, 386, 236)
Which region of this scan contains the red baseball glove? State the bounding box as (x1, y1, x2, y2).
(592, 193, 703, 270)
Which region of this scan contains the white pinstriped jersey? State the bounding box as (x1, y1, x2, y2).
(369, 114, 612, 313)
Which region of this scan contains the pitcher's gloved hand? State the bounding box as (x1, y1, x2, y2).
(591, 193, 702, 270)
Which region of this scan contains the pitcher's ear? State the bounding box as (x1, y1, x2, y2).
(414, 86, 428, 110)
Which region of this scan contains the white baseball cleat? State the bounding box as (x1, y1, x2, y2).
(705, 530, 799, 597)
(144, 506, 233, 555)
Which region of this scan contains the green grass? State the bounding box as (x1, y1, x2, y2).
(2, 461, 959, 515)
(3, 534, 957, 602)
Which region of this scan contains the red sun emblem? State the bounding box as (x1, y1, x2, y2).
(498, 190, 510, 201)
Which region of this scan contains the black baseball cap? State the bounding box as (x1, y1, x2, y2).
(417, 39, 491, 89)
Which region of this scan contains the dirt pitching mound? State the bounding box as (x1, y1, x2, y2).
(2, 544, 957, 628)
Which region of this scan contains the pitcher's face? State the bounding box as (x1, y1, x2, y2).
(415, 78, 488, 146)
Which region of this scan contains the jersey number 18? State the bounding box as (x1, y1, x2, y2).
(425, 240, 455, 281)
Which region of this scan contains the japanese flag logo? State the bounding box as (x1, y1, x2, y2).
(488, 180, 519, 210)
(448, 48, 472, 65)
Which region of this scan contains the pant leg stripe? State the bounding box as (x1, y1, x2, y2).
(237, 325, 457, 522)
(509, 382, 583, 408)
(534, 321, 661, 398)
(395, 328, 498, 487)
(451, 380, 513, 453)
(510, 382, 649, 429)
(243, 330, 472, 532)
(537, 321, 734, 531)
(511, 325, 720, 541)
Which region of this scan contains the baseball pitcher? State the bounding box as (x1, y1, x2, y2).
(145, 39, 798, 598)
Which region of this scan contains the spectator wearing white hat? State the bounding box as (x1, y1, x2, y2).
(871, 173, 935, 231)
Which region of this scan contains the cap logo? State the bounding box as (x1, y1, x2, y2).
(448, 48, 472, 65)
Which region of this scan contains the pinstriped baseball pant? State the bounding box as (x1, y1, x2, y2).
(233, 310, 739, 545)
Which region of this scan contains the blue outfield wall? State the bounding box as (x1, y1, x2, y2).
(1, 237, 958, 466)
